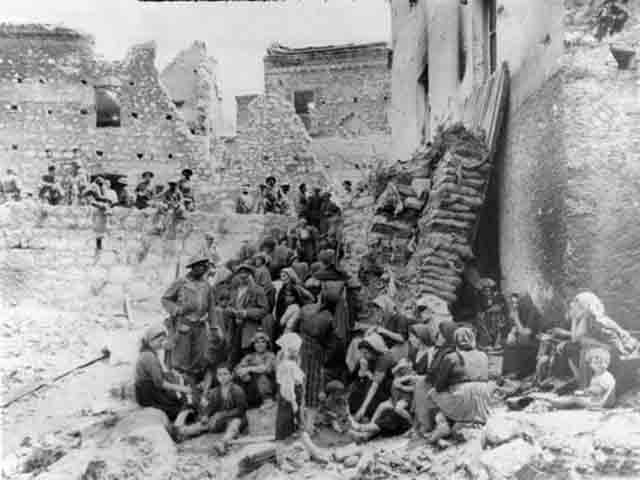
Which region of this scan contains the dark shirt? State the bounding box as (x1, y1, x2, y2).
(433, 349, 489, 392)
(204, 383, 248, 422)
(135, 350, 165, 388)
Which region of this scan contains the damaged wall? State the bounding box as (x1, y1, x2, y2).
(0, 24, 210, 199)
(160, 40, 224, 138)
(215, 93, 327, 204)
(264, 42, 391, 137)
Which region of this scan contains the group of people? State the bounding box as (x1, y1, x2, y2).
(235, 176, 344, 221)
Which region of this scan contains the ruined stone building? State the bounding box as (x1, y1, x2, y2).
(160, 41, 224, 138)
(261, 42, 391, 137)
(0, 24, 214, 201)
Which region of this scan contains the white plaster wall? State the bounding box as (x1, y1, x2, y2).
(389, 0, 429, 163)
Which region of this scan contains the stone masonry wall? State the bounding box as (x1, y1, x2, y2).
(264, 44, 391, 137)
(213, 93, 327, 205)
(0, 200, 294, 314)
(0, 24, 211, 203)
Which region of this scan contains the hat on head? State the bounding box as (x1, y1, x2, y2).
(266, 175, 276, 184)
(234, 263, 255, 277)
(186, 254, 210, 268)
(181, 168, 193, 177)
(142, 171, 154, 179)
(416, 294, 450, 316)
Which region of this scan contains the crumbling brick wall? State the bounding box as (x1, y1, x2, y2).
(264, 43, 391, 137)
(0, 24, 210, 201)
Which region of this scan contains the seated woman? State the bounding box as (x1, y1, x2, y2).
(543, 292, 640, 393)
(531, 347, 616, 410)
(177, 363, 248, 453)
(423, 327, 491, 444)
(134, 324, 193, 422)
(413, 321, 459, 435)
(347, 333, 397, 423)
(234, 330, 277, 408)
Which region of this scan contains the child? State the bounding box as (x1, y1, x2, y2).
(275, 333, 306, 440)
(177, 363, 248, 454)
(532, 347, 616, 409)
(275, 333, 329, 462)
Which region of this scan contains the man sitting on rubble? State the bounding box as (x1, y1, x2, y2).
(38, 165, 63, 205)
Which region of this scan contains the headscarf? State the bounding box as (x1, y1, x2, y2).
(454, 327, 476, 351)
(372, 294, 396, 318)
(291, 261, 310, 283)
(276, 332, 302, 355)
(439, 321, 459, 346)
(280, 267, 300, 285)
(409, 323, 435, 346)
(140, 324, 167, 352)
(574, 292, 605, 318)
(358, 332, 388, 355)
(574, 291, 639, 356)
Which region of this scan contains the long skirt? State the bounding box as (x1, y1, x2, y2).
(275, 385, 303, 441)
(428, 381, 491, 424)
(300, 334, 324, 408)
(135, 379, 184, 422)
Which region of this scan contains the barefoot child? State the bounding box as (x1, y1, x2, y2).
(532, 347, 616, 409)
(177, 363, 248, 453)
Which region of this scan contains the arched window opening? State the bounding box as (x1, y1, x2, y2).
(95, 86, 121, 128)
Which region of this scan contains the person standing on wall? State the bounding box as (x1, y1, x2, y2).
(86, 176, 113, 256)
(178, 168, 195, 211)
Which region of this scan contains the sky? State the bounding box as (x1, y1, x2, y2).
(4, 0, 391, 133)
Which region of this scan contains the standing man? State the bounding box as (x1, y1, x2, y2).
(87, 177, 113, 255)
(295, 183, 308, 218)
(178, 168, 195, 211)
(161, 255, 213, 385)
(263, 176, 278, 213)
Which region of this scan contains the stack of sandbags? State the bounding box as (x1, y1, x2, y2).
(405, 126, 490, 305)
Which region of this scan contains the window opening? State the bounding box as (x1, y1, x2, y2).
(293, 90, 314, 131)
(95, 86, 121, 128)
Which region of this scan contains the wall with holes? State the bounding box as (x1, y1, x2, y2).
(0, 24, 210, 198)
(264, 44, 392, 138)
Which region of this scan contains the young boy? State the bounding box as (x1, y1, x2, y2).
(533, 347, 616, 409)
(177, 364, 248, 454)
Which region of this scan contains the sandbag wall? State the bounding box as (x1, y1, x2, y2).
(402, 125, 490, 305)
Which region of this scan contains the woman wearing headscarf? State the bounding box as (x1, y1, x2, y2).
(423, 327, 491, 443)
(413, 320, 459, 435)
(348, 333, 397, 422)
(548, 291, 640, 392)
(234, 330, 277, 408)
(274, 268, 314, 335)
(134, 324, 192, 421)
